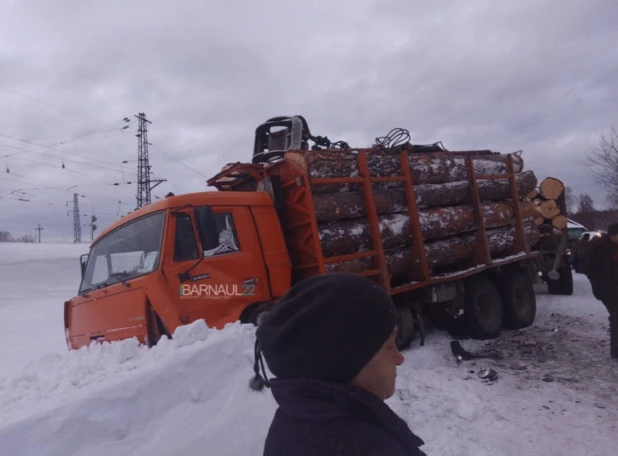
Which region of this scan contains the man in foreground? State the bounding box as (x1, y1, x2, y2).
(584, 223, 618, 359)
(250, 272, 427, 456)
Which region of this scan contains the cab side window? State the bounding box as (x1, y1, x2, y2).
(174, 213, 199, 262)
(203, 212, 240, 257)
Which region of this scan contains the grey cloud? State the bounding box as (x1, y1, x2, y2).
(1, 0, 617, 242)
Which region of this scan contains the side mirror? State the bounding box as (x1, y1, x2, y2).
(194, 206, 219, 251)
(80, 253, 89, 278)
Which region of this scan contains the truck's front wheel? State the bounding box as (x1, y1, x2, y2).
(464, 275, 503, 339)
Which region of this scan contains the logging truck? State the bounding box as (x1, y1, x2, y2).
(64, 116, 572, 350)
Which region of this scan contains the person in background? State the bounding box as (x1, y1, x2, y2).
(250, 272, 427, 456)
(575, 232, 592, 272)
(583, 224, 618, 359)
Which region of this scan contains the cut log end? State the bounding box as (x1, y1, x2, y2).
(552, 215, 567, 230)
(539, 177, 565, 200)
(538, 200, 561, 219)
(527, 189, 539, 199)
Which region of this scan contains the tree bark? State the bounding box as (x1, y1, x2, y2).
(286, 149, 525, 195)
(539, 177, 565, 200)
(312, 170, 537, 223)
(319, 201, 539, 257)
(324, 223, 540, 282)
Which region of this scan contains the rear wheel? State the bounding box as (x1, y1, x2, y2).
(464, 275, 503, 339)
(501, 272, 536, 329)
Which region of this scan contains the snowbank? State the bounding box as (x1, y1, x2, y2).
(0, 244, 617, 455)
(0, 243, 89, 376)
(0, 321, 276, 456)
(0, 242, 88, 266)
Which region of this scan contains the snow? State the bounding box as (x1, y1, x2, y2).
(567, 219, 586, 229)
(1, 243, 617, 455)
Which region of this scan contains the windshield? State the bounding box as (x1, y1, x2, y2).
(567, 227, 585, 239)
(79, 211, 166, 294)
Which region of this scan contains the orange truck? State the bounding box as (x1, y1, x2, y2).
(64, 116, 572, 350)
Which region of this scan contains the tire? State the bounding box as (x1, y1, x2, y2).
(559, 264, 574, 296)
(464, 275, 504, 339)
(395, 306, 415, 350)
(146, 307, 168, 347)
(501, 272, 536, 329)
(546, 275, 561, 295)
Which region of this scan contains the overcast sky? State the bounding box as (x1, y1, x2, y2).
(1, 0, 617, 243)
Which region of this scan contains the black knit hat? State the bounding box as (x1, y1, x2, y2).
(608, 223, 618, 236)
(249, 273, 398, 390)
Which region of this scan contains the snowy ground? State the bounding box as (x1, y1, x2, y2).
(0, 243, 616, 455)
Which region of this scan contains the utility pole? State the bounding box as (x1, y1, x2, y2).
(90, 205, 97, 241)
(135, 112, 166, 209)
(35, 224, 43, 243)
(66, 193, 82, 243)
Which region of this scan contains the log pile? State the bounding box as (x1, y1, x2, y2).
(524, 177, 567, 231)
(285, 148, 543, 282)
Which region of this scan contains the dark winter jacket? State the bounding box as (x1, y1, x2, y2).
(262, 378, 427, 456)
(585, 237, 618, 302)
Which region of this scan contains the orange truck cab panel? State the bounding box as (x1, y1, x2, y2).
(65, 191, 291, 350)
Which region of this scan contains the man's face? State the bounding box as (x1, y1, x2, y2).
(351, 328, 405, 400)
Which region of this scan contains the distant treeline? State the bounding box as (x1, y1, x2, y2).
(0, 231, 36, 243)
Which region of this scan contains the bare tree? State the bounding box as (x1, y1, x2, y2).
(606, 192, 618, 210)
(14, 234, 36, 243)
(578, 193, 595, 214)
(565, 186, 576, 214)
(0, 231, 12, 242)
(586, 127, 618, 195)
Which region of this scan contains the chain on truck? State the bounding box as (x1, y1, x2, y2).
(64, 116, 573, 350)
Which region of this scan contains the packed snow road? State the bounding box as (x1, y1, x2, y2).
(0, 244, 616, 455)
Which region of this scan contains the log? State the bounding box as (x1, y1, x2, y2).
(287, 149, 525, 194)
(538, 200, 560, 219)
(312, 170, 538, 223)
(319, 201, 539, 257)
(324, 223, 540, 281)
(527, 189, 538, 199)
(533, 216, 545, 226)
(552, 215, 567, 230)
(539, 177, 565, 200)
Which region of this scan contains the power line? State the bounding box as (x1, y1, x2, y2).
(2, 153, 117, 185)
(0, 86, 131, 136)
(150, 143, 210, 179)
(8, 152, 139, 177)
(0, 175, 135, 212)
(0, 131, 138, 175)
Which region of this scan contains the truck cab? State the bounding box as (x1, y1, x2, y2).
(64, 192, 291, 349)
